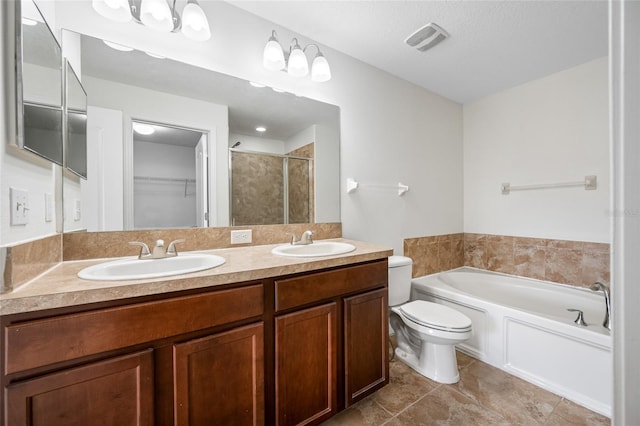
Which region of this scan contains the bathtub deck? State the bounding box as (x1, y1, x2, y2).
(321, 347, 610, 426)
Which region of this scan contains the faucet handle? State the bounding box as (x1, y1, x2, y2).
(287, 232, 299, 245)
(567, 308, 588, 326)
(302, 230, 314, 244)
(129, 241, 150, 258)
(167, 239, 185, 256)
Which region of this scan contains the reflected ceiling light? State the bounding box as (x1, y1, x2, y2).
(256, 126, 267, 132)
(249, 81, 266, 88)
(92, 0, 211, 41)
(262, 30, 331, 82)
(103, 40, 134, 51)
(21, 17, 38, 26)
(133, 123, 155, 135)
(271, 87, 286, 93)
(145, 51, 166, 59)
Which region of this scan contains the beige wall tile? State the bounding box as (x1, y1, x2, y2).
(63, 223, 342, 261)
(405, 233, 610, 290)
(2, 235, 62, 292)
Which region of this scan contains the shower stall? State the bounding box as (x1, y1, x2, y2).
(230, 150, 313, 226)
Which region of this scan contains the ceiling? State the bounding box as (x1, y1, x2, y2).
(228, 0, 609, 104)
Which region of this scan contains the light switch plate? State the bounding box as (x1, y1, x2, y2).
(74, 199, 81, 221)
(10, 188, 29, 225)
(45, 193, 54, 222)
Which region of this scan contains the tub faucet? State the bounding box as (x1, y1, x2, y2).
(590, 281, 611, 331)
(291, 230, 314, 245)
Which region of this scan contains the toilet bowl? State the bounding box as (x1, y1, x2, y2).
(388, 256, 472, 384)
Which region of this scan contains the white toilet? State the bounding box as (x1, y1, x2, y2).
(388, 256, 472, 384)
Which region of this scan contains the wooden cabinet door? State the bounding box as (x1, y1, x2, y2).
(5, 349, 154, 426)
(275, 303, 337, 426)
(344, 288, 389, 406)
(173, 322, 264, 426)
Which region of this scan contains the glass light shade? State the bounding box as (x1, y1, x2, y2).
(287, 46, 309, 77)
(181, 0, 211, 41)
(263, 38, 285, 71)
(311, 53, 331, 82)
(92, 0, 132, 22)
(140, 0, 173, 32)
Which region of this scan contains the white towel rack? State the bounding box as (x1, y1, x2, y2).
(501, 175, 597, 195)
(346, 178, 409, 196)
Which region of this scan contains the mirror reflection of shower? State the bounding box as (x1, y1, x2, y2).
(132, 120, 208, 229)
(229, 137, 314, 226)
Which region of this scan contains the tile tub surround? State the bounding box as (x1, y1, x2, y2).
(463, 233, 610, 288)
(0, 238, 391, 315)
(403, 234, 465, 278)
(1, 234, 62, 293)
(321, 349, 610, 426)
(404, 233, 610, 289)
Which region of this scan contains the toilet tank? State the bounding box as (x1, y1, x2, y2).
(388, 256, 413, 306)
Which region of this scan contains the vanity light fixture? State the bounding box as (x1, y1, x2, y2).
(262, 30, 332, 82)
(92, 0, 211, 41)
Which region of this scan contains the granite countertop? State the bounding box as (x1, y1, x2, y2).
(0, 239, 393, 315)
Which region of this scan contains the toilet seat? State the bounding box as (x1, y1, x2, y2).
(399, 300, 472, 333)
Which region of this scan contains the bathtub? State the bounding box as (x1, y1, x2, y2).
(411, 267, 612, 417)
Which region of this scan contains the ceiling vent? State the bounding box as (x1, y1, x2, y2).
(405, 23, 449, 52)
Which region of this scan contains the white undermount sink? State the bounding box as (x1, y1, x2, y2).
(271, 241, 356, 258)
(78, 253, 226, 281)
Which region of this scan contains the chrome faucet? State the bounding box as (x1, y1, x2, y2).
(290, 230, 314, 245)
(590, 281, 611, 331)
(129, 239, 185, 259)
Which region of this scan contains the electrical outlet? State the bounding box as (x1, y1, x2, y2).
(10, 188, 29, 225)
(230, 229, 252, 244)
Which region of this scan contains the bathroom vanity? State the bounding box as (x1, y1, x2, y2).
(0, 240, 391, 425)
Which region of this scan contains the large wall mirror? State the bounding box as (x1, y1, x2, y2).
(64, 60, 87, 178)
(17, 0, 64, 165)
(61, 31, 340, 232)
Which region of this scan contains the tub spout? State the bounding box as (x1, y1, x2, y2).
(590, 281, 611, 331)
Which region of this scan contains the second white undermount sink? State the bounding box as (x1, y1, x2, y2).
(271, 241, 356, 258)
(78, 253, 226, 281)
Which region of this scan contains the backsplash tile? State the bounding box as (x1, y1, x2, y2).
(63, 223, 342, 261)
(2, 234, 62, 293)
(406, 233, 610, 288)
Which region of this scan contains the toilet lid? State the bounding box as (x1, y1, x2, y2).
(399, 300, 472, 332)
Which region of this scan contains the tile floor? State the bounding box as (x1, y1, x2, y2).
(322, 350, 610, 426)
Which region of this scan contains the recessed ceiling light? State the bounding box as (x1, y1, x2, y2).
(133, 123, 155, 135)
(103, 40, 134, 52)
(271, 87, 286, 93)
(22, 17, 38, 26)
(256, 126, 266, 132)
(250, 81, 266, 88)
(145, 51, 165, 59)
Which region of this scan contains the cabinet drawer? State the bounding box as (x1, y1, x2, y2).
(275, 261, 387, 312)
(4, 284, 263, 374)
